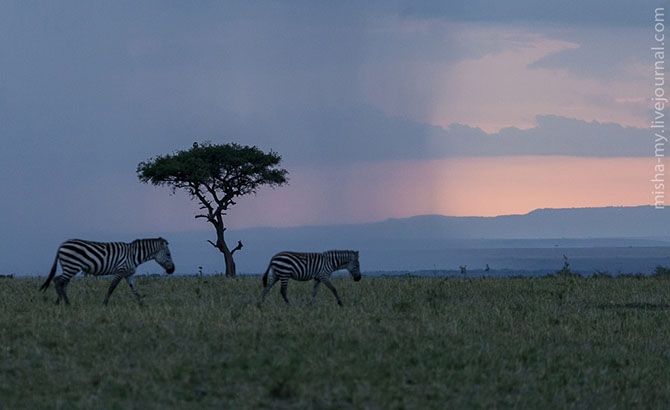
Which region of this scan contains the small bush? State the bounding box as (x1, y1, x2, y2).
(654, 265, 670, 278)
(556, 255, 581, 278)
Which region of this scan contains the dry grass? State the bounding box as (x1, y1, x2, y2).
(2, 275, 670, 409)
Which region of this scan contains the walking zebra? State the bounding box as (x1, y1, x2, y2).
(261, 250, 361, 306)
(40, 238, 175, 305)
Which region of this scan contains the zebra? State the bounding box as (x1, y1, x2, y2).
(40, 238, 175, 306)
(261, 250, 361, 306)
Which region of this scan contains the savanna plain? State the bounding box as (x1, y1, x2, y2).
(3, 275, 670, 409)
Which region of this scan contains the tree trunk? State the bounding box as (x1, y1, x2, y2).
(213, 218, 237, 277)
(221, 239, 236, 277)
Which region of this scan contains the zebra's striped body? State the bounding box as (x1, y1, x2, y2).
(261, 250, 361, 306)
(40, 238, 175, 305)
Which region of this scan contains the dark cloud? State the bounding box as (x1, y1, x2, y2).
(245, 109, 651, 163)
(6, 1, 646, 174)
(0, 0, 496, 173)
(438, 115, 649, 158)
(400, 0, 659, 27)
(528, 27, 647, 81)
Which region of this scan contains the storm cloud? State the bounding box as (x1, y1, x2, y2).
(0, 1, 657, 273)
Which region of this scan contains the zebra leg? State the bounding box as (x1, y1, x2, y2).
(54, 276, 71, 306)
(261, 274, 279, 302)
(61, 279, 71, 306)
(54, 266, 79, 306)
(311, 280, 321, 303)
(53, 276, 64, 304)
(103, 274, 123, 305)
(321, 278, 343, 306)
(125, 275, 143, 305)
(280, 277, 290, 304)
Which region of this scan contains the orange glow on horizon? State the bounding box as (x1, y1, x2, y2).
(223, 156, 657, 229)
(422, 156, 655, 217)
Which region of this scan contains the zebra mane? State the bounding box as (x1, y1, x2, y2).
(131, 237, 166, 245)
(130, 238, 165, 246)
(324, 250, 358, 262)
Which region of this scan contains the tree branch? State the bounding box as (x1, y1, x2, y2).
(191, 183, 214, 213)
(206, 240, 218, 249)
(204, 183, 222, 207)
(190, 183, 220, 223)
(231, 240, 243, 255)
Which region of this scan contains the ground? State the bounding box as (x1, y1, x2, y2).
(2, 275, 670, 409)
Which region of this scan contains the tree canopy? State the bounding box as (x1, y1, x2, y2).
(137, 142, 289, 276)
(138, 142, 288, 211)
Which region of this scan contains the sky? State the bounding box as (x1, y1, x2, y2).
(0, 0, 665, 250)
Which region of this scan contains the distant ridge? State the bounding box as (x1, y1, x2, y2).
(236, 205, 667, 241)
(8, 205, 670, 275)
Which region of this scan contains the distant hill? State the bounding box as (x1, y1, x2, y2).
(235, 206, 670, 242)
(155, 205, 670, 274)
(9, 205, 670, 275)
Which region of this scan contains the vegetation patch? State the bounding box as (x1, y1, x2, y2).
(3, 276, 670, 409)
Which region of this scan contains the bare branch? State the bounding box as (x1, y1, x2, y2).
(204, 183, 222, 206)
(206, 240, 218, 249)
(201, 181, 235, 217)
(231, 240, 244, 255)
(190, 182, 214, 213)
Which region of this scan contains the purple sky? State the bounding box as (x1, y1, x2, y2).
(0, 1, 662, 273)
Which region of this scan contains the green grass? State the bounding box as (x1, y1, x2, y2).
(3, 275, 670, 409)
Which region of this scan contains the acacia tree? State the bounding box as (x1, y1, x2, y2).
(137, 142, 288, 277)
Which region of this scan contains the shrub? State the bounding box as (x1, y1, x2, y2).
(653, 265, 670, 278)
(556, 255, 581, 278)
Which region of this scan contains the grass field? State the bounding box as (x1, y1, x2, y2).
(3, 275, 670, 409)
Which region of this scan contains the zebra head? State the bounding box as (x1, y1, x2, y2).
(153, 238, 175, 274)
(346, 251, 361, 282)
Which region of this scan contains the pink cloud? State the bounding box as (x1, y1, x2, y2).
(218, 156, 654, 229)
(358, 24, 649, 133)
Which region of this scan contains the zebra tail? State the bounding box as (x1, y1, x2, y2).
(262, 261, 272, 287)
(40, 252, 59, 292)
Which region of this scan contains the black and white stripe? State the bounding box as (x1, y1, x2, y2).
(40, 238, 175, 305)
(261, 250, 361, 305)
